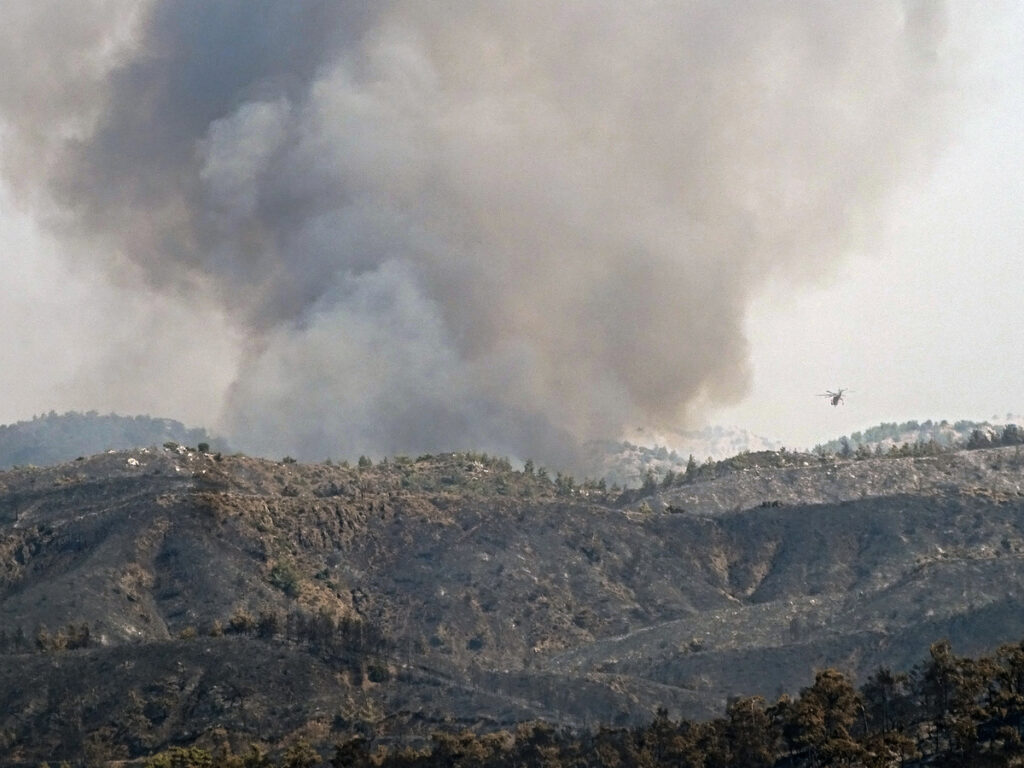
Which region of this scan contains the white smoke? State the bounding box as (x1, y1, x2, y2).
(0, 1, 955, 466)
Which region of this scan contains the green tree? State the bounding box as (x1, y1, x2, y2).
(685, 454, 698, 481)
(913, 639, 991, 758)
(1001, 423, 1024, 445)
(788, 669, 864, 765)
(641, 468, 657, 494)
(967, 429, 991, 449)
(916, 640, 959, 720)
(722, 696, 775, 767)
(992, 641, 1024, 711)
(861, 666, 911, 735)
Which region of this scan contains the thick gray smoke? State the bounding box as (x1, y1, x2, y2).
(0, 1, 952, 466)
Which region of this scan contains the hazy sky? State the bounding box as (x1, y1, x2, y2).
(715, 2, 1024, 447)
(0, 2, 1021, 463)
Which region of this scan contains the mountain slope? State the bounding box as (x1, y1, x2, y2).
(2, 445, 1024, 762)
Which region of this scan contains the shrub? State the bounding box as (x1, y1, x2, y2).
(269, 562, 301, 597)
(145, 746, 213, 768)
(228, 609, 256, 634)
(366, 661, 390, 683)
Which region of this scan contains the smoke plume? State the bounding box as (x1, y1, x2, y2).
(0, 1, 953, 466)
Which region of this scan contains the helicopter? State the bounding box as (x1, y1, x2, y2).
(818, 388, 850, 407)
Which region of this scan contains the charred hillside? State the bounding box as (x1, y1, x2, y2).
(2, 444, 1024, 763)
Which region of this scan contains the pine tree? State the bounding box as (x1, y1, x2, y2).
(685, 454, 698, 481)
